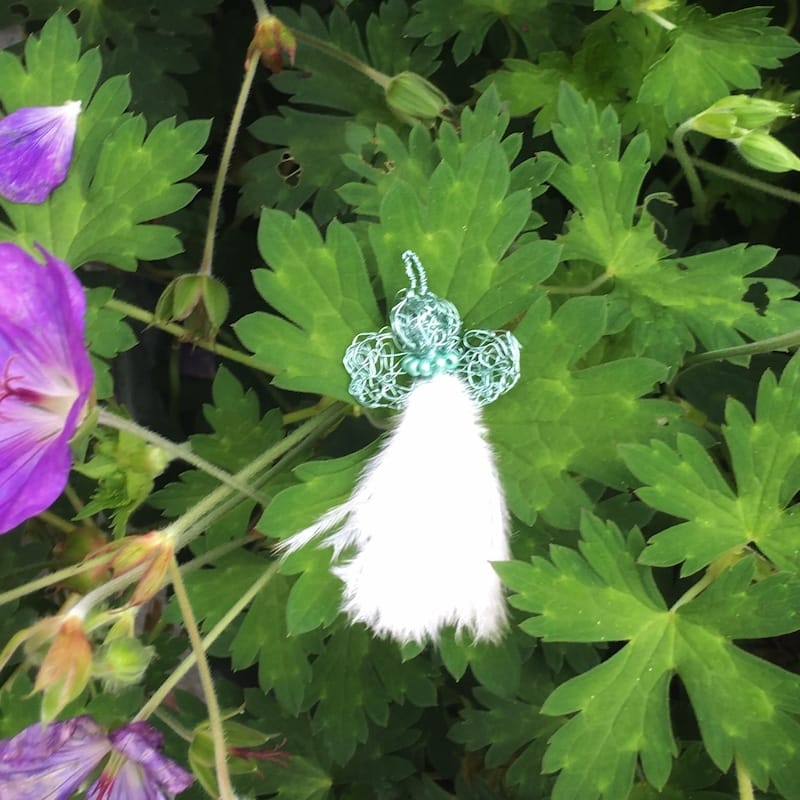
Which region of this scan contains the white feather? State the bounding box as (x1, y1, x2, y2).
(276, 373, 510, 644)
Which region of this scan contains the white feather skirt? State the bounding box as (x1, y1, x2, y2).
(276, 373, 510, 644)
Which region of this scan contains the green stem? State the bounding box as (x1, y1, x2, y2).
(0, 554, 110, 608)
(134, 561, 280, 722)
(105, 297, 274, 374)
(168, 402, 345, 548)
(199, 53, 260, 277)
(250, 0, 270, 20)
(169, 557, 236, 800)
(153, 708, 194, 742)
(685, 329, 800, 367)
(546, 271, 613, 296)
(37, 510, 78, 535)
(674, 152, 800, 207)
(786, 0, 798, 33)
(179, 532, 260, 576)
(97, 408, 268, 505)
(672, 122, 708, 222)
(292, 29, 390, 88)
(736, 756, 755, 800)
(642, 8, 676, 31)
(670, 569, 716, 611)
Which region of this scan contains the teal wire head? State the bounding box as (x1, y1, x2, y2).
(344, 251, 521, 409)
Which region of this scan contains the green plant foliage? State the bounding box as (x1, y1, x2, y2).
(0, 12, 209, 269)
(497, 514, 800, 800)
(621, 351, 800, 576)
(84, 288, 137, 398)
(241, 0, 438, 222)
(539, 84, 800, 366)
(0, 0, 218, 119)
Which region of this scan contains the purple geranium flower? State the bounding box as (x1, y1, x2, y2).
(0, 716, 111, 800)
(0, 100, 81, 203)
(0, 718, 193, 800)
(0, 243, 94, 533)
(88, 722, 194, 800)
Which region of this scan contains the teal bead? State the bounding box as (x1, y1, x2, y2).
(444, 351, 459, 369)
(402, 355, 420, 376)
(418, 359, 433, 377)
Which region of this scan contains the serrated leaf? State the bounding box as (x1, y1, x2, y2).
(241, 1, 438, 222)
(0, 0, 218, 119)
(541, 84, 800, 365)
(501, 514, 800, 800)
(0, 12, 209, 269)
(234, 212, 382, 400)
(485, 294, 679, 527)
(230, 574, 313, 715)
(84, 288, 136, 398)
(638, 7, 799, 126)
(621, 352, 800, 575)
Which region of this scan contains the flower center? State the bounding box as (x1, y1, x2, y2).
(0, 355, 80, 424)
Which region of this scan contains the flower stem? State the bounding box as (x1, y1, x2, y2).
(36, 510, 78, 535)
(105, 297, 274, 374)
(292, 29, 390, 88)
(546, 271, 613, 295)
(134, 561, 280, 722)
(0, 554, 110, 608)
(685, 329, 800, 367)
(669, 150, 800, 207)
(642, 9, 676, 31)
(199, 53, 260, 277)
(250, 0, 270, 20)
(672, 122, 708, 222)
(97, 408, 269, 505)
(736, 757, 755, 800)
(169, 556, 235, 800)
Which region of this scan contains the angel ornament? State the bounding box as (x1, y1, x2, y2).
(277, 250, 521, 644)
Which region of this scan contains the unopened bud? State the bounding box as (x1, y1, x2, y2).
(34, 616, 92, 721)
(385, 72, 452, 126)
(246, 14, 296, 73)
(155, 274, 230, 339)
(688, 95, 795, 139)
(733, 130, 800, 172)
(93, 636, 154, 690)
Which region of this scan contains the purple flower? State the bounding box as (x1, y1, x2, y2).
(0, 716, 111, 800)
(0, 243, 94, 533)
(0, 100, 81, 203)
(0, 718, 193, 800)
(87, 722, 194, 800)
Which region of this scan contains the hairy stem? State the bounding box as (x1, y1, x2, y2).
(36, 510, 78, 535)
(97, 408, 268, 505)
(292, 29, 390, 87)
(199, 54, 260, 277)
(546, 271, 613, 296)
(134, 561, 280, 722)
(250, 0, 270, 20)
(105, 297, 273, 374)
(672, 122, 708, 222)
(736, 756, 755, 800)
(169, 556, 235, 800)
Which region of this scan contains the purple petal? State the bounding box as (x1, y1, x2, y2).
(0, 101, 81, 203)
(0, 716, 110, 800)
(0, 243, 93, 533)
(107, 723, 194, 796)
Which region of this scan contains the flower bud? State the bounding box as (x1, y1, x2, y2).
(155, 274, 230, 339)
(34, 616, 93, 721)
(384, 72, 452, 126)
(246, 14, 296, 73)
(688, 95, 795, 140)
(93, 636, 154, 690)
(53, 527, 111, 593)
(733, 130, 800, 172)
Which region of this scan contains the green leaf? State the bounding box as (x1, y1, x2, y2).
(150, 368, 282, 548)
(241, 1, 438, 222)
(234, 211, 382, 401)
(638, 7, 799, 126)
(485, 294, 680, 527)
(84, 288, 136, 399)
(621, 352, 800, 575)
(500, 514, 800, 800)
(0, 12, 209, 269)
(406, 0, 562, 65)
(541, 84, 800, 365)
(0, 0, 218, 119)
(230, 574, 314, 715)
